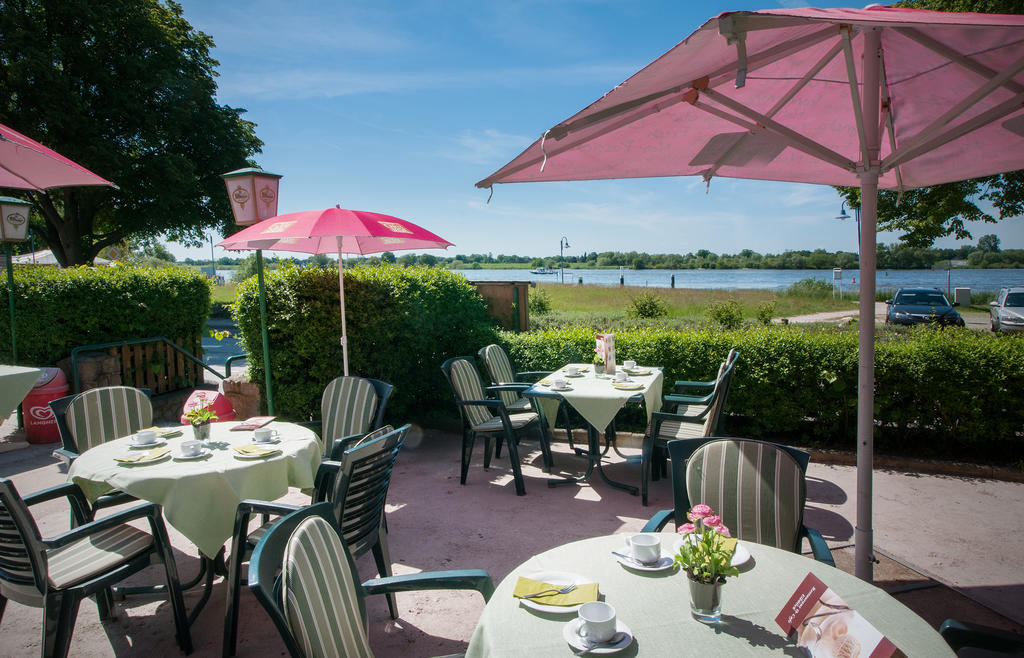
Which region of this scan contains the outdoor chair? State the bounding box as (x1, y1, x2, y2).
(477, 344, 578, 451)
(0, 478, 192, 658)
(939, 618, 1024, 656)
(49, 386, 152, 513)
(642, 438, 834, 565)
(664, 349, 738, 415)
(441, 356, 552, 496)
(224, 425, 407, 657)
(304, 377, 393, 460)
(247, 502, 492, 658)
(639, 359, 735, 505)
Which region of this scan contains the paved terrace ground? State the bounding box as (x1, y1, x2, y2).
(0, 414, 1022, 657)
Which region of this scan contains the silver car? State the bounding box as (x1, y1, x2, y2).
(990, 287, 1024, 333)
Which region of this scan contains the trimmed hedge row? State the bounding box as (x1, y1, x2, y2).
(233, 263, 499, 421)
(0, 265, 210, 365)
(502, 326, 1024, 461)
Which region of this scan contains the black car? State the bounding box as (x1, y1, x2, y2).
(884, 288, 964, 327)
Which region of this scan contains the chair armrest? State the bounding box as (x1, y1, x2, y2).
(516, 371, 551, 382)
(663, 392, 714, 406)
(673, 380, 714, 393)
(801, 527, 835, 567)
(23, 482, 92, 525)
(328, 434, 366, 460)
(361, 569, 495, 602)
(43, 502, 160, 548)
(459, 399, 506, 412)
(51, 448, 79, 464)
(486, 383, 531, 394)
(642, 509, 675, 533)
(939, 619, 1024, 654)
(313, 460, 342, 500)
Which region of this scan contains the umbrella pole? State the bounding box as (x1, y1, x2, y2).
(337, 239, 349, 376)
(256, 250, 275, 415)
(6, 248, 22, 428)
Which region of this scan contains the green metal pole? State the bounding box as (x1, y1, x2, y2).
(256, 250, 274, 415)
(6, 248, 22, 428)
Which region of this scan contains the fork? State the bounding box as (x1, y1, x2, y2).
(521, 583, 577, 599)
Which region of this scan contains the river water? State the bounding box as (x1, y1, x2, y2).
(456, 268, 1024, 293)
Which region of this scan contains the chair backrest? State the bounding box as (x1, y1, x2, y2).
(0, 479, 48, 603)
(673, 438, 809, 552)
(478, 344, 519, 408)
(320, 377, 392, 457)
(704, 358, 737, 435)
(441, 357, 492, 428)
(63, 386, 153, 454)
(249, 503, 372, 658)
(326, 424, 406, 558)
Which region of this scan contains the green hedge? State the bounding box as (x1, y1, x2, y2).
(0, 265, 210, 365)
(502, 326, 1024, 461)
(234, 263, 499, 421)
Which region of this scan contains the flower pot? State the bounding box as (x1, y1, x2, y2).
(688, 577, 723, 624)
(192, 423, 211, 441)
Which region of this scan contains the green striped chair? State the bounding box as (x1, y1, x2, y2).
(441, 356, 552, 496)
(664, 349, 739, 416)
(318, 377, 393, 460)
(639, 360, 733, 506)
(224, 425, 408, 656)
(642, 438, 834, 565)
(248, 502, 493, 658)
(0, 478, 191, 658)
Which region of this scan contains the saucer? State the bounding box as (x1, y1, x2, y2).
(519, 571, 591, 614)
(562, 372, 585, 378)
(613, 547, 676, 572)
(673, 536, 751, 567)
(251, 437, 281, 445)
(233, 449, 281, 459)
(172, 448, 212, 461)
(129, 439, 166, 449)
(563, 617, 633, 654)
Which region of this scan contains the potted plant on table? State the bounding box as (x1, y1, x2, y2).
(184, 405, 218, 441)
(673, 504, 739, 624)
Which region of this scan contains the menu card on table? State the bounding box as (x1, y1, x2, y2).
(776, 572, 904, 658)
(596, 333, 616, 375)
(232, 416, 276, 431)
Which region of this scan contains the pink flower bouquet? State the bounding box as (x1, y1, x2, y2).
(673, 504, 739, 584)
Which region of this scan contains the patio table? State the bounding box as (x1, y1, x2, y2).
(0, 364, 41, 419)
(527, 364, 663, 495)
(466, 534, 954, 657)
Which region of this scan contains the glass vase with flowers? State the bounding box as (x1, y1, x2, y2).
(673, 504, 739, 624)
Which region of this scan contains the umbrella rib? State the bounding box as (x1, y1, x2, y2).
(895, 28, 1024, 96)
(879, 58, 906, 198)
(841, 26, 871, 170)
(884, 51, 1024, 170)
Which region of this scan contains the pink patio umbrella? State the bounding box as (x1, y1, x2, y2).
(0, 122, 114, 191)
(477, 6, 1024, 581)
(218, 207, 453, 376)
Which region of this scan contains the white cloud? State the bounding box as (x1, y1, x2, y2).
(448, 130, 534, 166)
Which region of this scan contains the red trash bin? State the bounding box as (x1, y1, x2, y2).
(180, 390, 236, 424)
(23, 367, 69, 444)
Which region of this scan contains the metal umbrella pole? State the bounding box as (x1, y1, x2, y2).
(255, 250, 274, 415)
(6, 247, 22, 427)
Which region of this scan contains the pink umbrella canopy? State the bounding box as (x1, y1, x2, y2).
(218, 207, 453, 375)
(0, 122, 114, 190)
(477, 5, 1024, 583)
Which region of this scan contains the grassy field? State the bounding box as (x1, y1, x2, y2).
(212, 284, 237, 304)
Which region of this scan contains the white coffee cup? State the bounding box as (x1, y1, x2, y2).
(565, 365, 579, 376)
(254, 428, 279, 443)
(133, 429, 157, 445)
(629, 533, 661, 564)
(623, 360, 637, 370)
(578, 601, 617, 643)
(181, 440, 203, 457)
(552, 377, 568, 390)
(614, 371, 628, 382)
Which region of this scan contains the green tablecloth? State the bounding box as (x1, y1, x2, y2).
(466, 534, 953, 657)
(68, 421, 321, 557)
(0, 365, 41, 419)
(532, 364, 663, 433)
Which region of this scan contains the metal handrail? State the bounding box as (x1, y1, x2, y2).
(225, 353, 249, 378)
(70, 336, 222, 394)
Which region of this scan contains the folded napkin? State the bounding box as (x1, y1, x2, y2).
(611, 381, 643, 390)
(234, 444, 281, 457)
(721, 536, 738, 559)
(141, 426, 183, 439)
(623, 367, 652, 376)
(114, 447, 170, 463)
(563, 367, 589, 373)
(512, 576, 599, 606)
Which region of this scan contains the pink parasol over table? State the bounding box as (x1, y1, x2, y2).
(0, 122, 114, 191)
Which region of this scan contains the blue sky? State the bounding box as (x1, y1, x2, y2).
(168, 0, 1024, 263)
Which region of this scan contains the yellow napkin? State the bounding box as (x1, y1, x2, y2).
(623, 367, 652, 376)
(720, 536, 738, 559)
(512, 577, 599, 606)
(234, 444, 281, 457)
(611, 381, 643, 390)
(141, 426, 184, 439)
(115, 447, 170, 463)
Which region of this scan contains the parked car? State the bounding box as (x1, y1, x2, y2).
(884, 287, 965, 327)
(989, 287, 1024, 333)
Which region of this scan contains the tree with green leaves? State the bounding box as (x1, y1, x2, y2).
(978, 234, 1002, 252)
(0, 0, 262, 265)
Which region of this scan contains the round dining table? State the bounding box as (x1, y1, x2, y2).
(67, 420, 321, 558)
(466, 534, 954, 657)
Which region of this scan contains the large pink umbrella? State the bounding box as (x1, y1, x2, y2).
(219, 207, 453, 376)
(0, 122, 114, 190)
(477, 6, 1024, 581)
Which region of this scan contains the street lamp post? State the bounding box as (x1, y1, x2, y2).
(836, 204, 861, 261)
(560, 236, 570, 283)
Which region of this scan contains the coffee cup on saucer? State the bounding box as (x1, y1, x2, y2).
(578, 601, 617, 643)
(565, 365, 579, 376)
(628, 534, 661, 564)
(552, 377, 568, 390)
(181, 440, 203, 457)
(132, 429, 157, 446)
(254, 428, 279, 443)
(614, 371, 628, 382)
(623, 360, 637, 370)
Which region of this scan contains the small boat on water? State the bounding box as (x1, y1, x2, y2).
(530, 267, 558, 275)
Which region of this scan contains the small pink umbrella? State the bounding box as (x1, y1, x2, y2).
(0, 122, 114, 190)
(219, 207, 453, 376)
